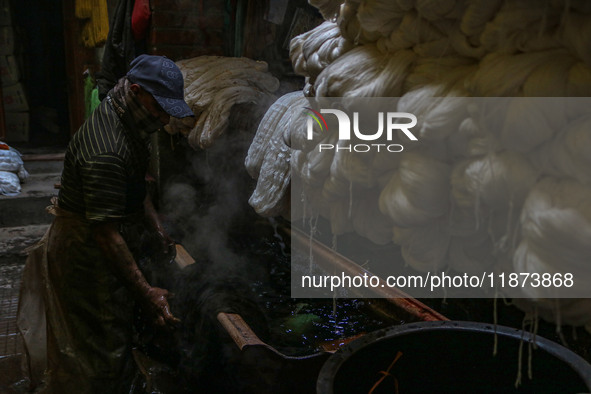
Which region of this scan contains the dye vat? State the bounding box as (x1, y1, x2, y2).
(317, 320, 591, 394)
(137, 219, 446, 393)
(208, 226, 446, 394)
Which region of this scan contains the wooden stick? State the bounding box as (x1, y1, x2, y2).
(174, 244, 195, 269)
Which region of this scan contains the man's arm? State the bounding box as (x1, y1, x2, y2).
(93, 221, 180, 327)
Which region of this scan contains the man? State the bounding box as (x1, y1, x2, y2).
(22, 55, 194, 393)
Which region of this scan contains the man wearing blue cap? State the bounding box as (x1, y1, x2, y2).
(23, 55, 194, 393)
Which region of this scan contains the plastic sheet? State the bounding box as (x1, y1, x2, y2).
(0, 170, 21, 196)
(0, 142, 28, 196)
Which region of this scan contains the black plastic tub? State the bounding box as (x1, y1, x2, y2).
(317, 320, 591, 394)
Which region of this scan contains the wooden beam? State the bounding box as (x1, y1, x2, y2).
(174, 244, 195, 269)
(21, 153, 66, 162)
(62, 0, 96, 135)
(0, 84, 5, 140)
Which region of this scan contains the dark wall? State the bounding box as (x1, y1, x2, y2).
(149, 0, 228, 59)
(12, 0, 70, 147)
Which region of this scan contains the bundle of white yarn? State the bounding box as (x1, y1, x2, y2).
(245, 0, 591, 328)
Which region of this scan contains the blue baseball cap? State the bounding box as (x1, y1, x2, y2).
(127, 54, 194, 118)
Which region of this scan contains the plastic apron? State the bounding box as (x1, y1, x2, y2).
(17, 198, 140, 393)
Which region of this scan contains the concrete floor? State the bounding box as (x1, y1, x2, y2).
(0, 152, 62, 392)
(0, 256, 27, 393)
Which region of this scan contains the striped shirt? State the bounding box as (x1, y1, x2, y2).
(58, 98, 150, 222)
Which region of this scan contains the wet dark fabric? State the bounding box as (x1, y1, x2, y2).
(173, 263, 269, 392)
(58, 80, 151, 222)
(96, 0, 136, 100)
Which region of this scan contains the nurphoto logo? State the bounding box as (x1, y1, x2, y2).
(304, 107, 418, 152)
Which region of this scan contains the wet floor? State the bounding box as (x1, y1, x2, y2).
(0, 254, 27, 393)
(0, 224, 49, 392)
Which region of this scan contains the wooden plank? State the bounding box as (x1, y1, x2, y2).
(21, 153, 66, 162)
(0, 84, 5, 140)
(217, 312, 267, 351)
(174, 244, 195, 269)
(61, 0, 96, 135)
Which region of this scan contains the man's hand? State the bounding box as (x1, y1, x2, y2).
(143, 287, 181, 328)
(93, 221, 181, 329)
